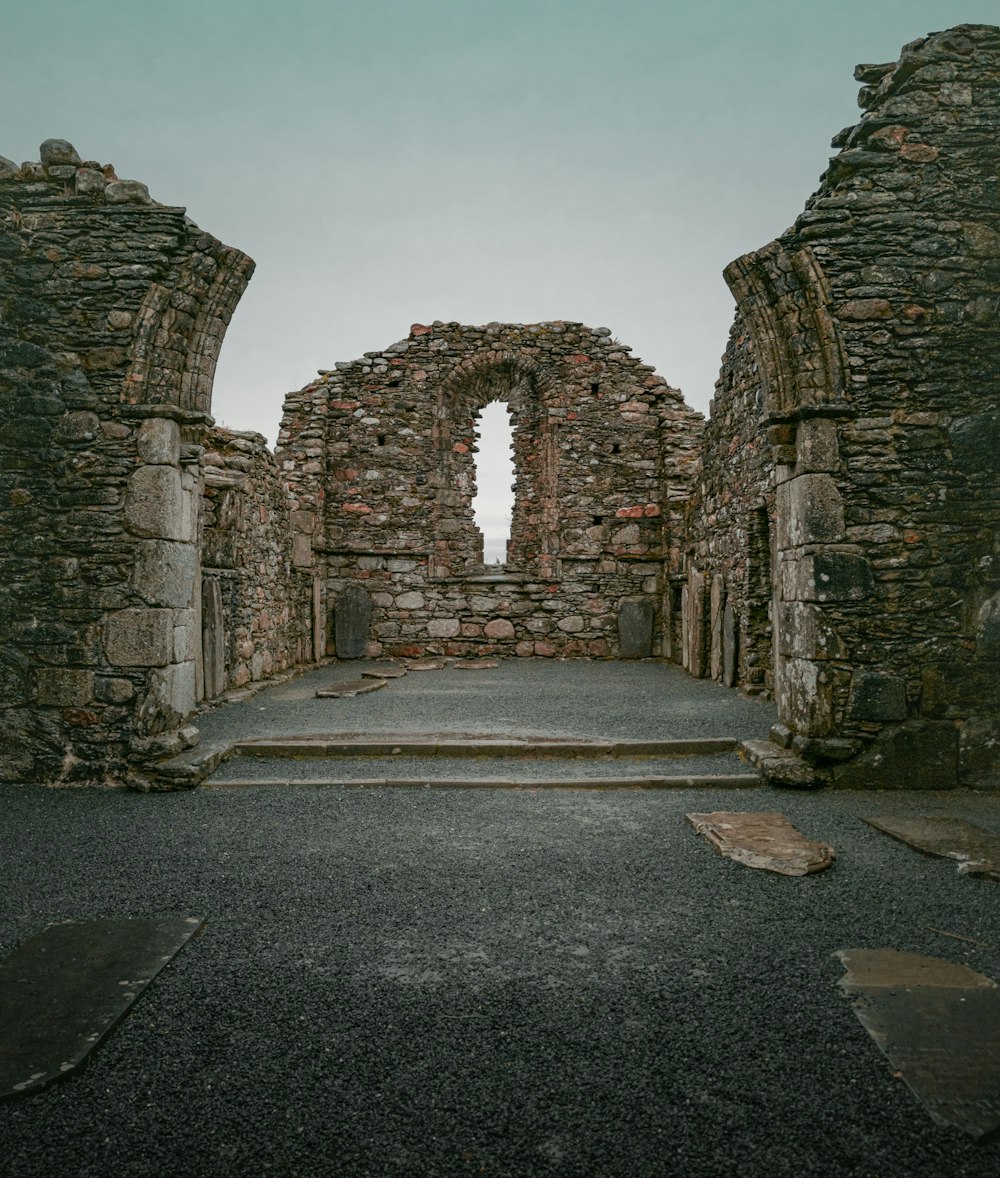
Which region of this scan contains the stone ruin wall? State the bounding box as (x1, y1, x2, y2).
(681, 318, 775, 696)
(3, 21, 999, 792)
(0, 140, 258, 785)
(277, 322, 703, 661)
(199, 427, 317, 697)
(685, 23, 1000, 788)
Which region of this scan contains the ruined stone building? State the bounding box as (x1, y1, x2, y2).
(1, 24, 998, 790)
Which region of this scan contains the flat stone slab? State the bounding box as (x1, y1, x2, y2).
(233, 735, 741, 760)
(361, 666, 407, 679)
(315, 679, 387, 698)
(333, 585, 371, 659)
(0, 917, 203, 1102)
(453, 660, 498, 670)
(209, 773, 762, 790)
(836, 948, 1000, 1143)
(405, 660, 447, 672)
(864, 815, 1000, 881)
(686, 810, 835, 875)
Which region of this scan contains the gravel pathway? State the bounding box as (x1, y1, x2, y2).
(1, 782, 998, 1177)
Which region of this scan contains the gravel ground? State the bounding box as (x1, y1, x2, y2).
(194, 659, 779, 748)
(1, 781, 998, 1177)
(207, 752, 754, 785)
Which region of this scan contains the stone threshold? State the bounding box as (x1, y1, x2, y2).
(204, 773, 762, 790)
(152, 735, 745, 790)
(232, 736, 740, 759)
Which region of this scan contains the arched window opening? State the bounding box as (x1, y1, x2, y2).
(472, 401, 515, 566)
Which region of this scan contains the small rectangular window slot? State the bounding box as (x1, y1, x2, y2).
(592, 515, 604, 525)
(377, 435, 386, 446)
(611, 443, 620, 454)
(387, 379, 400, 388)
(591, 382, 600, 393)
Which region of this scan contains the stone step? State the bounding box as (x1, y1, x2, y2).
(205, 753, 760, 789)
(232, 736, 740, 759)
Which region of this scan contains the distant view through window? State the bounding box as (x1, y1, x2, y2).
(473, 401, 514, 565)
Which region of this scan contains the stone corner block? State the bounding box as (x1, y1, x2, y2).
(125, 466, 189, 541)
(136, 418, 181, 465)
(104, 608, 174, 667)
(132, 540, 196, 608)
(776, 473, 845, 549)
(138, 663, 197, 732)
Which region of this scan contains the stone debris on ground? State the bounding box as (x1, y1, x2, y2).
(686, 810, 835, 875)
(314, 679, 387, 699)
(864, 816, 1000, 881)
(453, 660, 499, 670)
(405, 660, 448, 672)
(361, 666, 407, 679)
(836, 948, 1000, 1143)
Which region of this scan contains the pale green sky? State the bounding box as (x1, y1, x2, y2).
(4, 0, 995, 454)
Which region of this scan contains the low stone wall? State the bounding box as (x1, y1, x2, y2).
(326, 562, 666, 660)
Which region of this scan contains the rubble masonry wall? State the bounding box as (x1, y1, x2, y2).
(0, 141, 253, 785)
(688, 23, 1000, 787)
(277, 322, 703, 660)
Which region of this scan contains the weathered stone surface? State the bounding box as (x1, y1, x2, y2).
(39, 138, 81, 166)
(334, 586, 372, 658)
(453, 659, 499, 670)
(138, 662, 196, 731)
(361, 666, 407, 679)
(315, 679, 386, 698)
(427, 618, 461, 639)
(618, 599, 654, 658)
(104, 179, 151, 204)
(722, 600, 737, 687)
(0, 142, 253, 782)
(686, 811, 835, 875)
(124, 466, 187, 541)
(74, 168, 105, 195)
(0, 917, 203, 1102)
(777, 474, 845, 548)
(741, 739, 821, 788)
(136, 418, 180, 466)
(836, 948, 1000, 1143)
(832, 721, 958, 789)
(202, 578, 225, 700)
(132, 540, 196, 608)
(33, 668, 94, 707)
(846, 671, 908, 723)
(103, 609, 174, 668)
(863, 816, 1000, 880)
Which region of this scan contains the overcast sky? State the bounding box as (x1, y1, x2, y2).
(5, 1, 994, 555)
